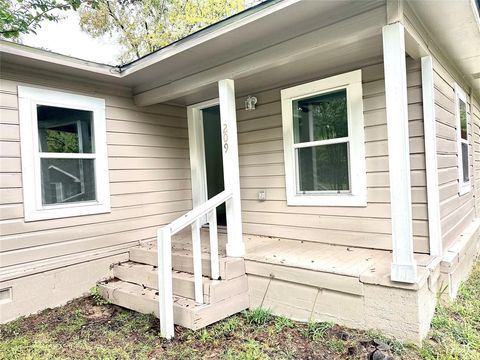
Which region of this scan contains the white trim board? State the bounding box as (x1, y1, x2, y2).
(187, 98, 219, 222)
(280, 69, 367, 207)
(382, 22, 417, 283)
(421, 55, 442, 257)
(454, 83, 471, 196)
(18, 86, 111, 221)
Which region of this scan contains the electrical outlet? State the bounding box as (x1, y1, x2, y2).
(258, 190, 266, 201)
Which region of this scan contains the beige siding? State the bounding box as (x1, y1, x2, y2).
(432, 59, 476, 248)
(0, 58, 434, 269)
(236, 59, 429, 253)
(0, 70, 192, 269)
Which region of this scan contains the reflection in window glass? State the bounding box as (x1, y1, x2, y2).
(293, 90, 348, 143)
(40, 158, 96, 205)
(459, 99, 467, 141)
(462, 143, 469, 183)
(297, 143, 349, 192)
(37, 105, 93, 153)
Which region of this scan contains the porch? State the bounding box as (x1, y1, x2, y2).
(97, 0, 443, 343)
(99, 228, 440, 342)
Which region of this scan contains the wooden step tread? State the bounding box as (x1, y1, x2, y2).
(113, 262, 248, 303)
(98, 280, 249, 331)
(129, 247, 245, 280)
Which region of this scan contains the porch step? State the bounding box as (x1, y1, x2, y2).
(129, 246, 245, 280)
(98, 280, 250, 330)
(113, 262, 248, 303)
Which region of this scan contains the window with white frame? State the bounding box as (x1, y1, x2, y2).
(281, 70, 367, 206)
(18, 86, 110, 221)
(455, 84, 470, 195)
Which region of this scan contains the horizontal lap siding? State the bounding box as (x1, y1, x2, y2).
(433, 59, 475, 248)
(237, 60, 429, 253)
(0, 73, 191, 268)
(407, 59, 429, 254)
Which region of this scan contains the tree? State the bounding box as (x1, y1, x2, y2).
(78, 0, 245, 63)
(0, 0, 86, 38)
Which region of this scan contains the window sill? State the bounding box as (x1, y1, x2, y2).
(459, 183, 471, 196)
(24, 202, 111, 222)
(286, 193, 367, 207)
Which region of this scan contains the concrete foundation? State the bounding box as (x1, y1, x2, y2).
(247, 220, 480, 344)
(0, 253, 127, 323)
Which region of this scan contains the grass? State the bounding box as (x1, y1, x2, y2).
(420, 261, 480, 360)
(1, 260, 479, 359)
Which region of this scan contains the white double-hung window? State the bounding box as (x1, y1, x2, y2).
(281, 70, 366, 206)
(455, 84, 470, 195)
(18, 86, 110, 221)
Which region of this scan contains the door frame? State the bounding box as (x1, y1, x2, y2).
(187, 98, 220, 217)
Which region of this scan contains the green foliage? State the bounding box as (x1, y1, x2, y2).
(325, 338, 345, 353)
(78, 0, 245, 63)
(196, 328, 212, 343)
(0, 335, 63, 360)
(366, 330, 407, 356)
(45, 129, 79, 152)
(421, 261, 480, 360)
(0, 0, 87, 38)
(224, 339, 269, 360)
(303, 320, 335, 340)
(215, 316, 240, 335)
(89, 286, 110, 306)
(243, 307, 272, 325)
(274, 315, 294, 332)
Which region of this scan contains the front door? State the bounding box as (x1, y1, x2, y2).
(187, 100, 226, 226)
(202, 105, 226, 225)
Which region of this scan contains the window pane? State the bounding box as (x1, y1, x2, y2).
(459, 99, 467, 140)
(293, 89, 348, 143)
(462, 142, 469, 183)
(297, 143, 349, 192)
(41, 158, 96, 205)
(37, 105, 93, 153)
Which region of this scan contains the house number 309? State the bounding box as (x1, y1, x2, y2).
(223, 124, 229, 153)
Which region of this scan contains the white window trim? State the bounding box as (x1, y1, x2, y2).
(454, 83, 471, 196)
(18, 86, 111, 221)
(281, 70, 367, 207)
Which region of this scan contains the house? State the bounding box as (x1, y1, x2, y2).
(1, 0, 479, 344)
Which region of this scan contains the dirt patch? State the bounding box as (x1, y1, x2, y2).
(82, 302, 114, 320)
(0, 297, 419, 359)
(2, 261, 480, 360)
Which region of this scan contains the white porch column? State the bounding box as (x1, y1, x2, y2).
(218, 79, 245, 257)
(382, 22, 418, 283)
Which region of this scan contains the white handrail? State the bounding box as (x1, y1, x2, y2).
(169, 190, 232, 235)
(157, 189, 233, 339)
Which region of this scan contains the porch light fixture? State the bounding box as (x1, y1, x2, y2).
(245, 95, 257, 111)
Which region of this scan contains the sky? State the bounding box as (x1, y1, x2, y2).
(18, 1, 264, 66)
(21, 10, 121, 65)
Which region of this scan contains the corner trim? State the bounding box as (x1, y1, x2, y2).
(421, 56, 443, 256)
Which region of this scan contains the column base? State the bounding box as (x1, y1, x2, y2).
(391, 262, 418, 283)
(226, 241, 246, 258)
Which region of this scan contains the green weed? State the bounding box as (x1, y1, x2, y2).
(303, 320, 335, 340)
(89, 286, 110, 306)
(274, 315, 294, 332)
(243, 308, 273, 325)
(224, 339, 269, 360)
(326, 338, 345, 352)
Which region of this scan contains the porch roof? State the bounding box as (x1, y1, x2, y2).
(1, 0, 479, 102)
(407, 0, 480, 95)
